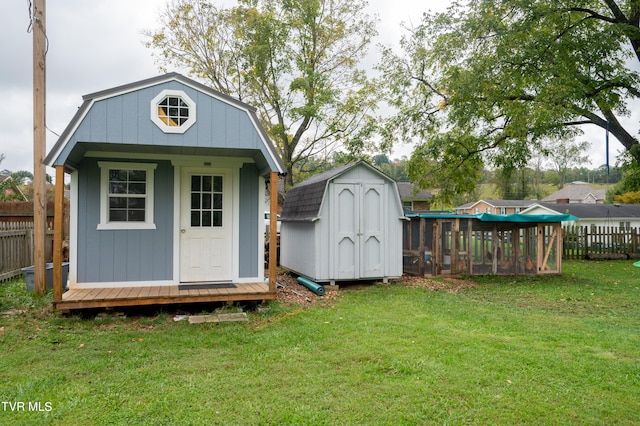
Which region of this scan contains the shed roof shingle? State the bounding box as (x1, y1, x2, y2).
(542, 184, 606, 202)
(280, 163, 360, 222)
(280, 161, 397, 222)
(396, 182, 432, 200)
(534, 202, 640, 219)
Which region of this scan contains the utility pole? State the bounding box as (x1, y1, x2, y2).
(33, 0, 47, 294)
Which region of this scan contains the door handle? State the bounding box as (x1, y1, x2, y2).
(181, 229, 186, 233)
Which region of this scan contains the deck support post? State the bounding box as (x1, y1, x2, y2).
(268, 171, 278, 292)
(53, 166, 65, 302)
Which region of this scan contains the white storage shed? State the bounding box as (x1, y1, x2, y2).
(280, 161, 405, 284)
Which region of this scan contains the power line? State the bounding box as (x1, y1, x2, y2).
(26, 0, 49, 54)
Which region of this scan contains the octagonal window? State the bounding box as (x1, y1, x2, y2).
(150, 90, 196, 133)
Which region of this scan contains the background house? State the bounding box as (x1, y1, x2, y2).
(542, 182, 607, 204)
(522, 202, 640, 230)
(397, 182, 432, 212)
(454, 199, 536, 215)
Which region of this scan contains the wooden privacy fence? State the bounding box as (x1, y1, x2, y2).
(0, 222, 54, 282)
(563, 225, 640, 260)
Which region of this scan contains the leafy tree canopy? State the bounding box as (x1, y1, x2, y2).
(607, 150, 640, 200)
(380, 0, 640, 203)
(146, 0, 380, 187)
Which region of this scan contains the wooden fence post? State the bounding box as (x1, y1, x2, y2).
(25, 228, 33, 268)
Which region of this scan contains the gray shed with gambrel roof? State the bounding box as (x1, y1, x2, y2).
(280, 161, 405, 284)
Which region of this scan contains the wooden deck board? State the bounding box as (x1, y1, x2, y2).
(109, 287, 127, 300)
(158, 286, 170, 297)
(55, 283, 275, 311)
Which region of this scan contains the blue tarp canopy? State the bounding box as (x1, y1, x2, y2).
(406, 213, 578, 223)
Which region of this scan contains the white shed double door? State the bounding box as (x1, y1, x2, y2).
(332, 183, 385, 279)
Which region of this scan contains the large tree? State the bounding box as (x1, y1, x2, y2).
(146, 0, 379, 186)
(380, 0, 640, 202)
(545, 138, 591, 188)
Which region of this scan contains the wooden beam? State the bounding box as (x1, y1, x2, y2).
(537, 224, 544, 272)
(451, 219, 459, 273)
(556, 224, 563, 274)
(53, 166, 64, 302)
(32, 0, 47, 294)
(268, 171, 278, 292)
(541, 226, 558, 273)
(434, 220, 441, 275)
(467, 219, 473, 275)
(418, 218, 425, 276)
(492, 224, 498, 274)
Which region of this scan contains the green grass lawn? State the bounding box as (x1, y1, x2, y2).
(1, 260, 639, 425)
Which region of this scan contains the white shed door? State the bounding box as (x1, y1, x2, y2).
(361, 184, 384, 278)
(180, 168, 232, 282)
(333, 183, 385, 279)
(335, 184, 358, 279)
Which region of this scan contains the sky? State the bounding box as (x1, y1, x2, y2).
(0, 0, 625, 179)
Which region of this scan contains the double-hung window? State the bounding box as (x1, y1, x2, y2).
(97, 162, 157, 230)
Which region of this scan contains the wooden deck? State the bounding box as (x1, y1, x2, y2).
(54, 282, 275, 311)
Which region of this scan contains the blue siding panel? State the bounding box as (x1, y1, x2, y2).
(136, 88, 154, 145)
(106, 96, 124, 142)
(90, 101, 108, 142)
(226, 107, 241, 149)
(239, 163, 259, 278)
(211, 97, 227, 146)
(194, 91, 210, 148)
(101, 232, 116, 282)
(121, 92, 139, 145)
(125, 232, 142, 281)
(76, 158, 174, 283)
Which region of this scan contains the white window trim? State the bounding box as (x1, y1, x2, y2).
(97, 162, 157, 230)
(150, 89, 196, 134)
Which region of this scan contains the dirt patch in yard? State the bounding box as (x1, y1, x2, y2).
(398, 275, 478, 293)
(275, 271, 339, 306)
(274, 271, 477, 306)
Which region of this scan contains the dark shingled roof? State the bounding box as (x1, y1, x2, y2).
(396, 182, 432, 200)
(280, 163, 355, 222)
(535, 202, 640, 219)
(280, 161, 396, 222)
